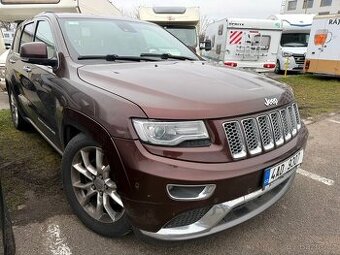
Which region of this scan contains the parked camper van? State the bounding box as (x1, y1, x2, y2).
(139, 6, 200, 52)
(3, 31, 14, 49)
(305, 14, 340, 76)
(269, 14, 314, 74)
(202, 18, 282, 72)
(0, 0, 121, 22)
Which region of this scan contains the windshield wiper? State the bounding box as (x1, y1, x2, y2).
(140, 53, 196, 61)
(78, 54, 158, 62)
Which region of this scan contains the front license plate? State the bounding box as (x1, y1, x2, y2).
(263, 150, 304, 189)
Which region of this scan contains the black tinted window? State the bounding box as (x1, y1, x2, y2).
(19, 22, 35, 51)
(34, 20, 56, 58)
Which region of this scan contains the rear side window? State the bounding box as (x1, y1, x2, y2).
(34, 20, 56, 58)
(19, 22, 35, 52)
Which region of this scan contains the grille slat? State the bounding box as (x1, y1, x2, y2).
(223, 103, 302, 159)
(242, 118, 262, 155)
(270, 112, 284, 146)
(223, 121, 247, 159)
(257, 115, 274, 151)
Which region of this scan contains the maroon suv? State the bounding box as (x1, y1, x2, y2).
(5, 13, 308, 241)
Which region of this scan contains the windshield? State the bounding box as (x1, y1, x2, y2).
(281, 33, 310, 47)
(164, 26, 197, 48)
(59, 18, 199, 61)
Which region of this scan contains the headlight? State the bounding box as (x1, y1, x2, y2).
(132, 119, 210, 146)
(0, 66, 5, 79)
(282, 52, 293, 57)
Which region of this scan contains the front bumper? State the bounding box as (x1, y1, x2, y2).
(140, 168, 296, 241)
(113, 124, 308, 234)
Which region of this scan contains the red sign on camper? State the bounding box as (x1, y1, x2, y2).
(229, 30, 243, 44)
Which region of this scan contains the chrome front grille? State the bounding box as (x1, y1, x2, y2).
(293, 54, 305, 65)
(223, 103, 302, 159)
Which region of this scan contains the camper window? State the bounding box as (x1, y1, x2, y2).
(218, 25, 223, 36)
(281, 33, 309, 47)
(19, 22, 35, 52)
(254, 35, 271, 50)
(287, 0, 297, 10)
(212, 35, 216, 48)
(320, 0, 332, 7)
(216, 44, 221, 55)
(34, 21, 56, 58)
(303, 0, 314, 9)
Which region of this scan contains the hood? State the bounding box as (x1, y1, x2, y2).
(78, 61, 294, 119)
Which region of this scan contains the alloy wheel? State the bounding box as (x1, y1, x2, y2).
(71, 146, 124, 223)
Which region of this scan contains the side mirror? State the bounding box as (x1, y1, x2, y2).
(20, 42, 57, 67)
(199, 40, 212, 51)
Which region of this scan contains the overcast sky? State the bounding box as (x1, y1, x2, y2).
(112, 0, 284, 21)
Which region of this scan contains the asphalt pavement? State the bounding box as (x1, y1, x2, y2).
(0, 91, 339, 255)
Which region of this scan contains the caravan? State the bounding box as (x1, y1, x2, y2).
(269, 14, 314, 74)
(139, 7, 200, 52)
(305, 14, 340, 77)
(0, 0, 121, 22)
(202, 18, 282, 72)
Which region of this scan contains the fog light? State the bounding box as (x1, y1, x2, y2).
(166, 184, 216, 201)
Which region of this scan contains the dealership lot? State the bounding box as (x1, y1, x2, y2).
(0, 91, 339, 255)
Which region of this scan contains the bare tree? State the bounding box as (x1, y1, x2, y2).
(199, 15, 212, 41)
(121, 6, 140, 19)
(0, 21, 12, 31)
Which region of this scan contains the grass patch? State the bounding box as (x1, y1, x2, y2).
(0, 109, 61, 210)
(279, 75, 340, 119)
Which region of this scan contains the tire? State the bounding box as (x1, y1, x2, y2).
(274, 60, 283, 74)
(8, 90, 30, 130)
(61, 133, 131, 237)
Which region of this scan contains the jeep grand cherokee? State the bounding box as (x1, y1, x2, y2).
(5, 13, 308, 241)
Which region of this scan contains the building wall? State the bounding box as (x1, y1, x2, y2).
(283, 0, 340, 15)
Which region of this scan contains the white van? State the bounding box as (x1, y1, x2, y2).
(305, 14, 340, 76)
(202, 18, 282, 72)
(269, 14, 314, 74)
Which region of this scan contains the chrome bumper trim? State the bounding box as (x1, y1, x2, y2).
(141, 168, 297, 241)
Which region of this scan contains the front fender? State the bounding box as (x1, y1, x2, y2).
(61, 108, 132, 195)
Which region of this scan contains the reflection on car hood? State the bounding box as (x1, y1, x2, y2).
(78, 61, 294, 119)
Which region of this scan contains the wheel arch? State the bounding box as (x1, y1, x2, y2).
(61, 108, 132, 193)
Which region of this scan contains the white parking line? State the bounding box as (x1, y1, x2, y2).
(328, 119, 340, 124)
(45, 224, 72, 255)
(297, 168, 335, 186)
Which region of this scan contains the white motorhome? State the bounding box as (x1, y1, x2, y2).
(305, 14, 340, 77)
(269, 14, 314, 74)
(139, 6, 200, 52)
(0, 0, 121, 22)
(202, 18, 283, 72)
(3, 31, 14, 49)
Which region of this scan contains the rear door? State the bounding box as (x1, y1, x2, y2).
(7, 21, 37, 120)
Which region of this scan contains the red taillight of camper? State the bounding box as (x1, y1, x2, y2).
(224, 62, 238, 67)
(263, 63, 276, 69)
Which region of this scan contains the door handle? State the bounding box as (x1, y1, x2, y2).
(23, 66, 32, 72)
(9, 59, 16, 64)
